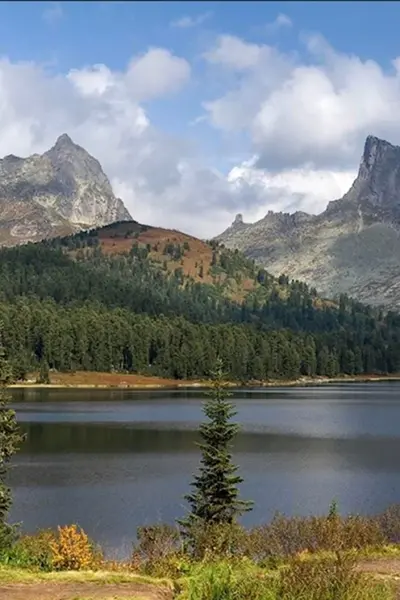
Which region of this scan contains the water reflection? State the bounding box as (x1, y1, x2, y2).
(8, 384, 400, 557)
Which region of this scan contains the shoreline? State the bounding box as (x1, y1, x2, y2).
(9, 371, 400, 390)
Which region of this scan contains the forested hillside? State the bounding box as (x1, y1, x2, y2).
(1, 220, 400, 381)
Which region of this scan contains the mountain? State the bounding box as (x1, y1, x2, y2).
(2, 219, 400, 382)
(216, 135, 400, 309)
(0, 134, 131, 245)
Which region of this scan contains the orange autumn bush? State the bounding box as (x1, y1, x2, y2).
(50, 524, 101, 570)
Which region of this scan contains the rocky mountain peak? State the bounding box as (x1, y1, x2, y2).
(44, 133, 112, 193)
(341, 135, 400, 214)
(362, 135, 395, 172)
(356, 135, 400, 188)
(53, 133, 76, 149)
(0, 134, 132, 245)
(234, 213, 243, 224)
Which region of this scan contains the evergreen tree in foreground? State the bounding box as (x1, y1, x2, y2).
(179, 358, 253, 537)
(0, 326, 24, 549)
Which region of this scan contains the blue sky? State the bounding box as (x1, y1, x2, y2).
(0, 1, 399, 236)
(2, 2, 399, 72)
(0, 7, 396, 76)
(2, 1, 399, 138)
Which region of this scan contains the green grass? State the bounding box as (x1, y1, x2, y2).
(177, 560, 278, 600)
(2, 544, 400, 600)
(0, 564, 172, 587)
(359, 544, 400, 558)
(176, 559, 396, 600)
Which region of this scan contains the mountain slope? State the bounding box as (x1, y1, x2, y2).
(0, 134, 131, 245)
(1, 219, 400, 382)
(216, 136, 400, 309)
(2, 218, 400, 382)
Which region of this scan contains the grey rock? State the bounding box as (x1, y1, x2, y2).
(216, 135, 400, 309)
(0, 134, 131, 245)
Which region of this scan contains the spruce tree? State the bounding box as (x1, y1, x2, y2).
(37, 358, 50, 384)
(179, 359, 253, 537)
(0, 325, 24, 549)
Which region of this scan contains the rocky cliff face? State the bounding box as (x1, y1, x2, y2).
(217, 136, 400, 309)
(0, 134, 131, 245)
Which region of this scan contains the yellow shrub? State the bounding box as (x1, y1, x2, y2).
(49, 524, 99, 571)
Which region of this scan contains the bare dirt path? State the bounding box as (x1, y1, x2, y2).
(357, 557, 400, 577)
(0, 580, 173, 600)
(356, 558, 400, 598)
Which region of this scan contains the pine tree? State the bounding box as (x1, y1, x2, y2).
(0, 324, 24, 549)
(179, 358, 253, 538)
(37, 358, 50, 384)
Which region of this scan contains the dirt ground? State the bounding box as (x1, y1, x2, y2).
(357, 557, 400, 576)
(10, 370, 400, 391)
(0, 580, 173, 600)
(356, 556, 400, 587)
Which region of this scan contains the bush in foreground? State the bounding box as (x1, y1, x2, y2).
(130, 508, 392, 573)
(131, 524, 188, 577)
(1, 525, 101, 571)
(246, 511, 385, 564)
(1, 529, 56, 571)
(50, 524, 101, 571)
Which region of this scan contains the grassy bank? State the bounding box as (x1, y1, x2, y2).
(3, 509, 400, 599)
(0, 549, 397, 600)
(9, 370, 400, 390)
(0, 560, 396, 600)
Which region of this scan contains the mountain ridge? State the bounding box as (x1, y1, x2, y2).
(216, 135, 400, 309)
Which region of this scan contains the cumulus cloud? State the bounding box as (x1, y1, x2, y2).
(204, 33, 400, 172)
(4, 30, 400, 240)
(170, 11, 212, 29)
(203, 35, 266, 71)
(265, 13, 293, 33)
(125, 49, 191, 101)
(227, 160, 356, 220)
(194, 30, 400, 230)
(0, 50, 247, 238)
(68, 49, 191, 103)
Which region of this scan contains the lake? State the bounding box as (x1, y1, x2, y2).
(8, 383, 400, 557)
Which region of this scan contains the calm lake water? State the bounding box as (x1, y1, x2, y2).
(8, 383, 400, 557)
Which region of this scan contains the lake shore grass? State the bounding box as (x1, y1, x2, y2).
(8, 370, 400, 390)
(3, 513, 400, 599)
(0, 565, 172, 585)
(1, 548, 399, 600)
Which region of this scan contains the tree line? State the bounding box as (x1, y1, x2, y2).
(0, 234, 400, 380)
(1, 297, 399, 381)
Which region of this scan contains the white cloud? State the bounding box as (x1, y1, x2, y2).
(265, 13, 293, 33)
(227, 161, 356, 222)
(67, 49, 190, 104)
(171, 12, 212, 29)
(204, 33, 400, 172)
(203, 35, 267, 71)
(0, 51, 247, 239)
(42, 2, 64, 25)
(4, 31, 400, 240)
(126, 48, 191, 101)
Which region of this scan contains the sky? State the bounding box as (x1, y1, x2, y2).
(1, 1, 400, 237)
